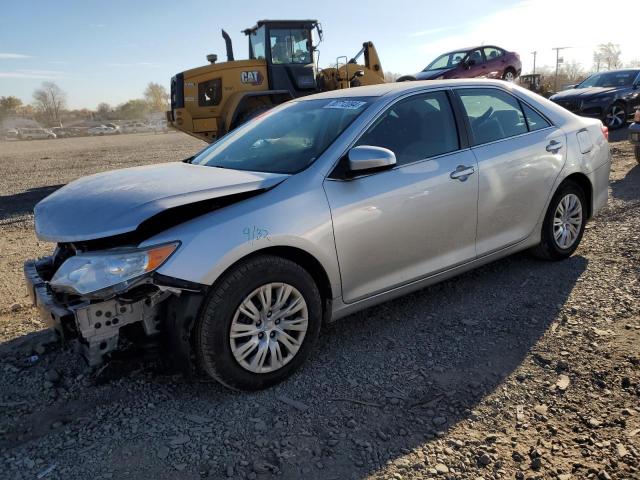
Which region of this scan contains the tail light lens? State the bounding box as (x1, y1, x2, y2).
(601, 125, 608, 141)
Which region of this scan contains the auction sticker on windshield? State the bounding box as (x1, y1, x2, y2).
(323, 100, 368, 110)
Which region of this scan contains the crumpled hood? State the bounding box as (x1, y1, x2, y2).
(551, 86, 619, 100)
(414, 68, 456, 80)
(34, 162, 289, 242)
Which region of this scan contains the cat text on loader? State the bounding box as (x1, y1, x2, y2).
(167, 19, 385, 143)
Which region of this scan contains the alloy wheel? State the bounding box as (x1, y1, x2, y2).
(605, 105, 626, 128)
(229, 282, 309, 374)
(553, 193, 583, 249)
(504, 70, 515, 82)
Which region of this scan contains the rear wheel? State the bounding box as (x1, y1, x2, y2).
(502, 68, 516, 82)
(194, 255, 322, 391)
(604, 102, 627, 130)
(531, 181, 586, 261)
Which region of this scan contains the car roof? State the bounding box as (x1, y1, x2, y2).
(299, 79, 516, 100)
(589, 68, 640, 74)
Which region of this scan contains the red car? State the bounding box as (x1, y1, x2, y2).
(399, 45, 521, 82)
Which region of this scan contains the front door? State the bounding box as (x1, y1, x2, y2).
(324, 91, 479, 303)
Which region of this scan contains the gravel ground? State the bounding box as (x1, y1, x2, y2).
(0, 131, 638, 480)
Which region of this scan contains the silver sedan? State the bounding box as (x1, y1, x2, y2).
(25, 80, 611, 390)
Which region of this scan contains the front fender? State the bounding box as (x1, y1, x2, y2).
(143, 181, 341, 299)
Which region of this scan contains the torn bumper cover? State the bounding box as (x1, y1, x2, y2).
(24, 256, 203, 367)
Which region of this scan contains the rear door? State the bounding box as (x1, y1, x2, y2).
(483, 47, 506, 78)
(454, 87, 566, 256)
(324, 90, 478, 303)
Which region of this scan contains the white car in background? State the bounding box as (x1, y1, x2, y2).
(121, 122, 152, 134)
(88, 125, 119, 136)
(18, 128, 57, 140)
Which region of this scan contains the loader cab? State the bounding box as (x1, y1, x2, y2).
(244, 20, 319, 96)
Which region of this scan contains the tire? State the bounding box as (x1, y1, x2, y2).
(531, 181, 587, 261)
(502, 68, 516, 82)
(634, 145, 640, 164)
(194, 255, 322, 391)
(603, 102, 627, 130)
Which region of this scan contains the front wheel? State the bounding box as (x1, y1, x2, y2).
(531, 181, 587, 261)
(194, 255, 322, 391)
(604, 102, 627, 130)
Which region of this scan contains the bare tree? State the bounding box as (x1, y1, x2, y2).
(384, 71, 402, 82)
(0, 96, 23, 113)
(144, 82, 169, 112)
(627, 59, 640, 68)
(116, 99, 149, 120)
(593, 43, 622, 71)
(96, 102, 113, 120)
(0, 96, 23, 126)
(563, 60, 584, 82)
(33, 82, 66, 126)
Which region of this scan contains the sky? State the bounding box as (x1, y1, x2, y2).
(0, 0, 637, 110)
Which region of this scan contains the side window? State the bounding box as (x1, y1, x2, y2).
(356, 91, 459, 166)
(521, 103, 551, 131)
(466, 49, 484, 65)
(483, 47, 503, 60)
(457, 88, 528, 145)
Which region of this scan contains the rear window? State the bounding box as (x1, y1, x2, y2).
(457, 88, 528, 144)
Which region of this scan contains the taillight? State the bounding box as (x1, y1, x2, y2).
(601, 125, 608, 141)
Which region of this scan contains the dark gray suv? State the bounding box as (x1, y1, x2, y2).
(550, 69, 640, 129)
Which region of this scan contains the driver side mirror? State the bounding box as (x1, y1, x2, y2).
(466, 59, 476, 68)
(347, 146, 396, 174)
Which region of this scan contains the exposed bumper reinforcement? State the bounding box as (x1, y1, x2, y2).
(24, 258, 172, 366)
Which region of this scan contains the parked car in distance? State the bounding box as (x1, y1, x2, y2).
(398, 46, 521, 82)
(121, 122, 152, 134)
(550, 69, 640, 130)
(629, 108, 640, 163)
(88, 125, 119, 136)
(1, 128, 19, 140)
(51, 127, 86, 138)
(26, 80, 610, 391)
(150, 120, 169, 133)
(18, 128, 56, 140)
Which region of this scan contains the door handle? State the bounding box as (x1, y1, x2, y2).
(450, 165, 476, 181)
(546, 140, 563, 152)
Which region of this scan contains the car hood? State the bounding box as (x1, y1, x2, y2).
(414, 68, 456, 80)
(34, 162, 289, 242)
(551, 86, 621, 100)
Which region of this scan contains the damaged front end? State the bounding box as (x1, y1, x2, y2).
(24, 241, 204, 368)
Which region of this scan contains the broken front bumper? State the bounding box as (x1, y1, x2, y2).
(24, 257, 171, 366)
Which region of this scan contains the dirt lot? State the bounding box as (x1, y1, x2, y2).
(0, 132, 638, 480)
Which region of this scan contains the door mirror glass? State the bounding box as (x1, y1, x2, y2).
(348, 146, 396, 173)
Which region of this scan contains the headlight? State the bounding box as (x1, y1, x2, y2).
(50, 242, 179, 296)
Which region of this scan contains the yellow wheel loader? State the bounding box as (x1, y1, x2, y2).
(167, 20, 385, 142)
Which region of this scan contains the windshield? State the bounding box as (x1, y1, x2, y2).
(578, 70, 638, 88)
(191, 98, 373, 174)
(270, 28, 312, 64)
(424, 50, 468, 71)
